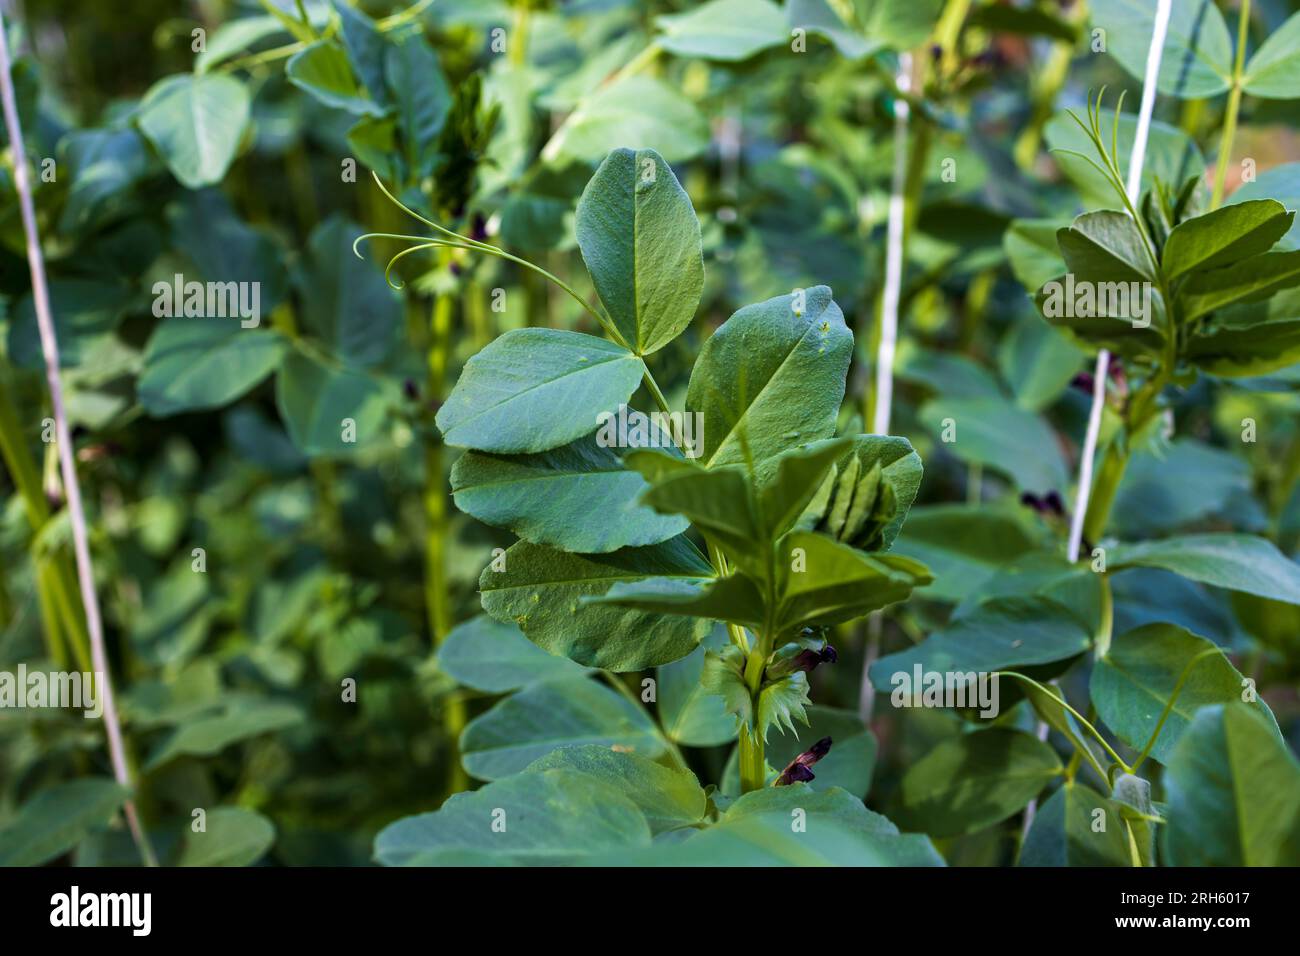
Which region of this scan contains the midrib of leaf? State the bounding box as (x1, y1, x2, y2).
(457, 465, 627, 489)
(632, 160, 644, 351)
(481, 566, 713, 594)
(190, 82, 217, 177)
(1102, 657, 1208, 735)
(1224, 712, 1257, 864)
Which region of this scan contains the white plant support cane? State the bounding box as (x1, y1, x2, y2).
(1066, 0, 1173, 565)
(0, 14, 155, 865)
(1026, 0, 1173, 839)
(860, 51, 913, 723)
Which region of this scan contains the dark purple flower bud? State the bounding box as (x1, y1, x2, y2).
(449, 261, 463, 277)
(1071, 371, 1095, 394)
(790, 650, 820, 672)
(775, 736, 833, 786)
(930, 44, 943, 61)
(469, 214, 489, 242)
(1020, 491, 1042, 511)
(1043, 490, 1065, 516)
(790, 644, 838, 674)
(779, 764, 816, 785)
(403, 379, 419, 401)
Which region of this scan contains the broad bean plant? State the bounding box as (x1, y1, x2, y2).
(0, 0, 1298, 870)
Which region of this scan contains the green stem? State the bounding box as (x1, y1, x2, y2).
(509, 1, 530, 67)
(0, 369, 90, 670)
(600, 670, 690, 771)
(1210, 0, 1252, 210)
(423, 254, 467, 795)
(1013, 4, 1082, 171)
(256, 0, 315, 44)
(999, 671, 1131, 772)
(1095, 574, 1114, 659)
(1081, 440, 1126, 551)
(932, 0, 971, 78)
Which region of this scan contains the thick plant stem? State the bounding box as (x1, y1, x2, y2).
(738, 725, 765, 793)
(1013, 0, 1084, 173)
(1210, 0, 1252, 210)
(425, 281, 467, 794)
(738, 628, 774, 792)
(0, 16, 155, 866)
(1081, 439, 1128, 549)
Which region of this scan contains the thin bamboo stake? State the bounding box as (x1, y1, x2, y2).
(1066, 0, 1172, 563)
(860, 52, 913, 723)
(871, 51, 912, 437)
(0, 14, 155, 866)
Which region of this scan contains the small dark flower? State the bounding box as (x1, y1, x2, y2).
(790, 644, 839, 674)
(469, 213, 489, 243)
(449, 261, 463, 277)
(403, 379, 420, 401)
(780, 765, 816, 784)
(775, 736, 833, 786)
(1022, 490, 1066, 519)
(1071, 371, 1095, 394)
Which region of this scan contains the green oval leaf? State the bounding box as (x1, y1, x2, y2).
(137, 73, 250, 188)
(275, 350, 392, 457)
(1018, 783, 1131, 867)
(1243, 10, 1300, 99)
(1162, 200, 1294, 280)
(286, 40, 384, 116)
(1163, 703, 1300, 866)
(451, 429, 689, 554)
(460, 678, 665, 780)
(656, 0, 788, 61)
(374, 768, 651, 865)
(0, 779, 129, 866)
(871, 595, 1092, 693)
(437, 329, 645, 454)
(1090, 622, 1281, 765)
(576, 148, 703, 355)
(1090, 0, 1232, 99)
(139, 320, 286, 417)
(479, 535, 715, 670)
(176, 807, 275, 867)
(437, 614, 590, 693)
(687, 286, 853, 469)
(895, 729, 1062, 837)
(523, 746, 706, 835)
(1107, 533, 1300, 605)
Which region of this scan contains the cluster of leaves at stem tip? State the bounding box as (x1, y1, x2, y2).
(366, 146, 941, 865)
(1041, 88, 1300, 389)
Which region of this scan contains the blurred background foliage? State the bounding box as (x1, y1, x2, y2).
(1, 0, 1298, 866)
